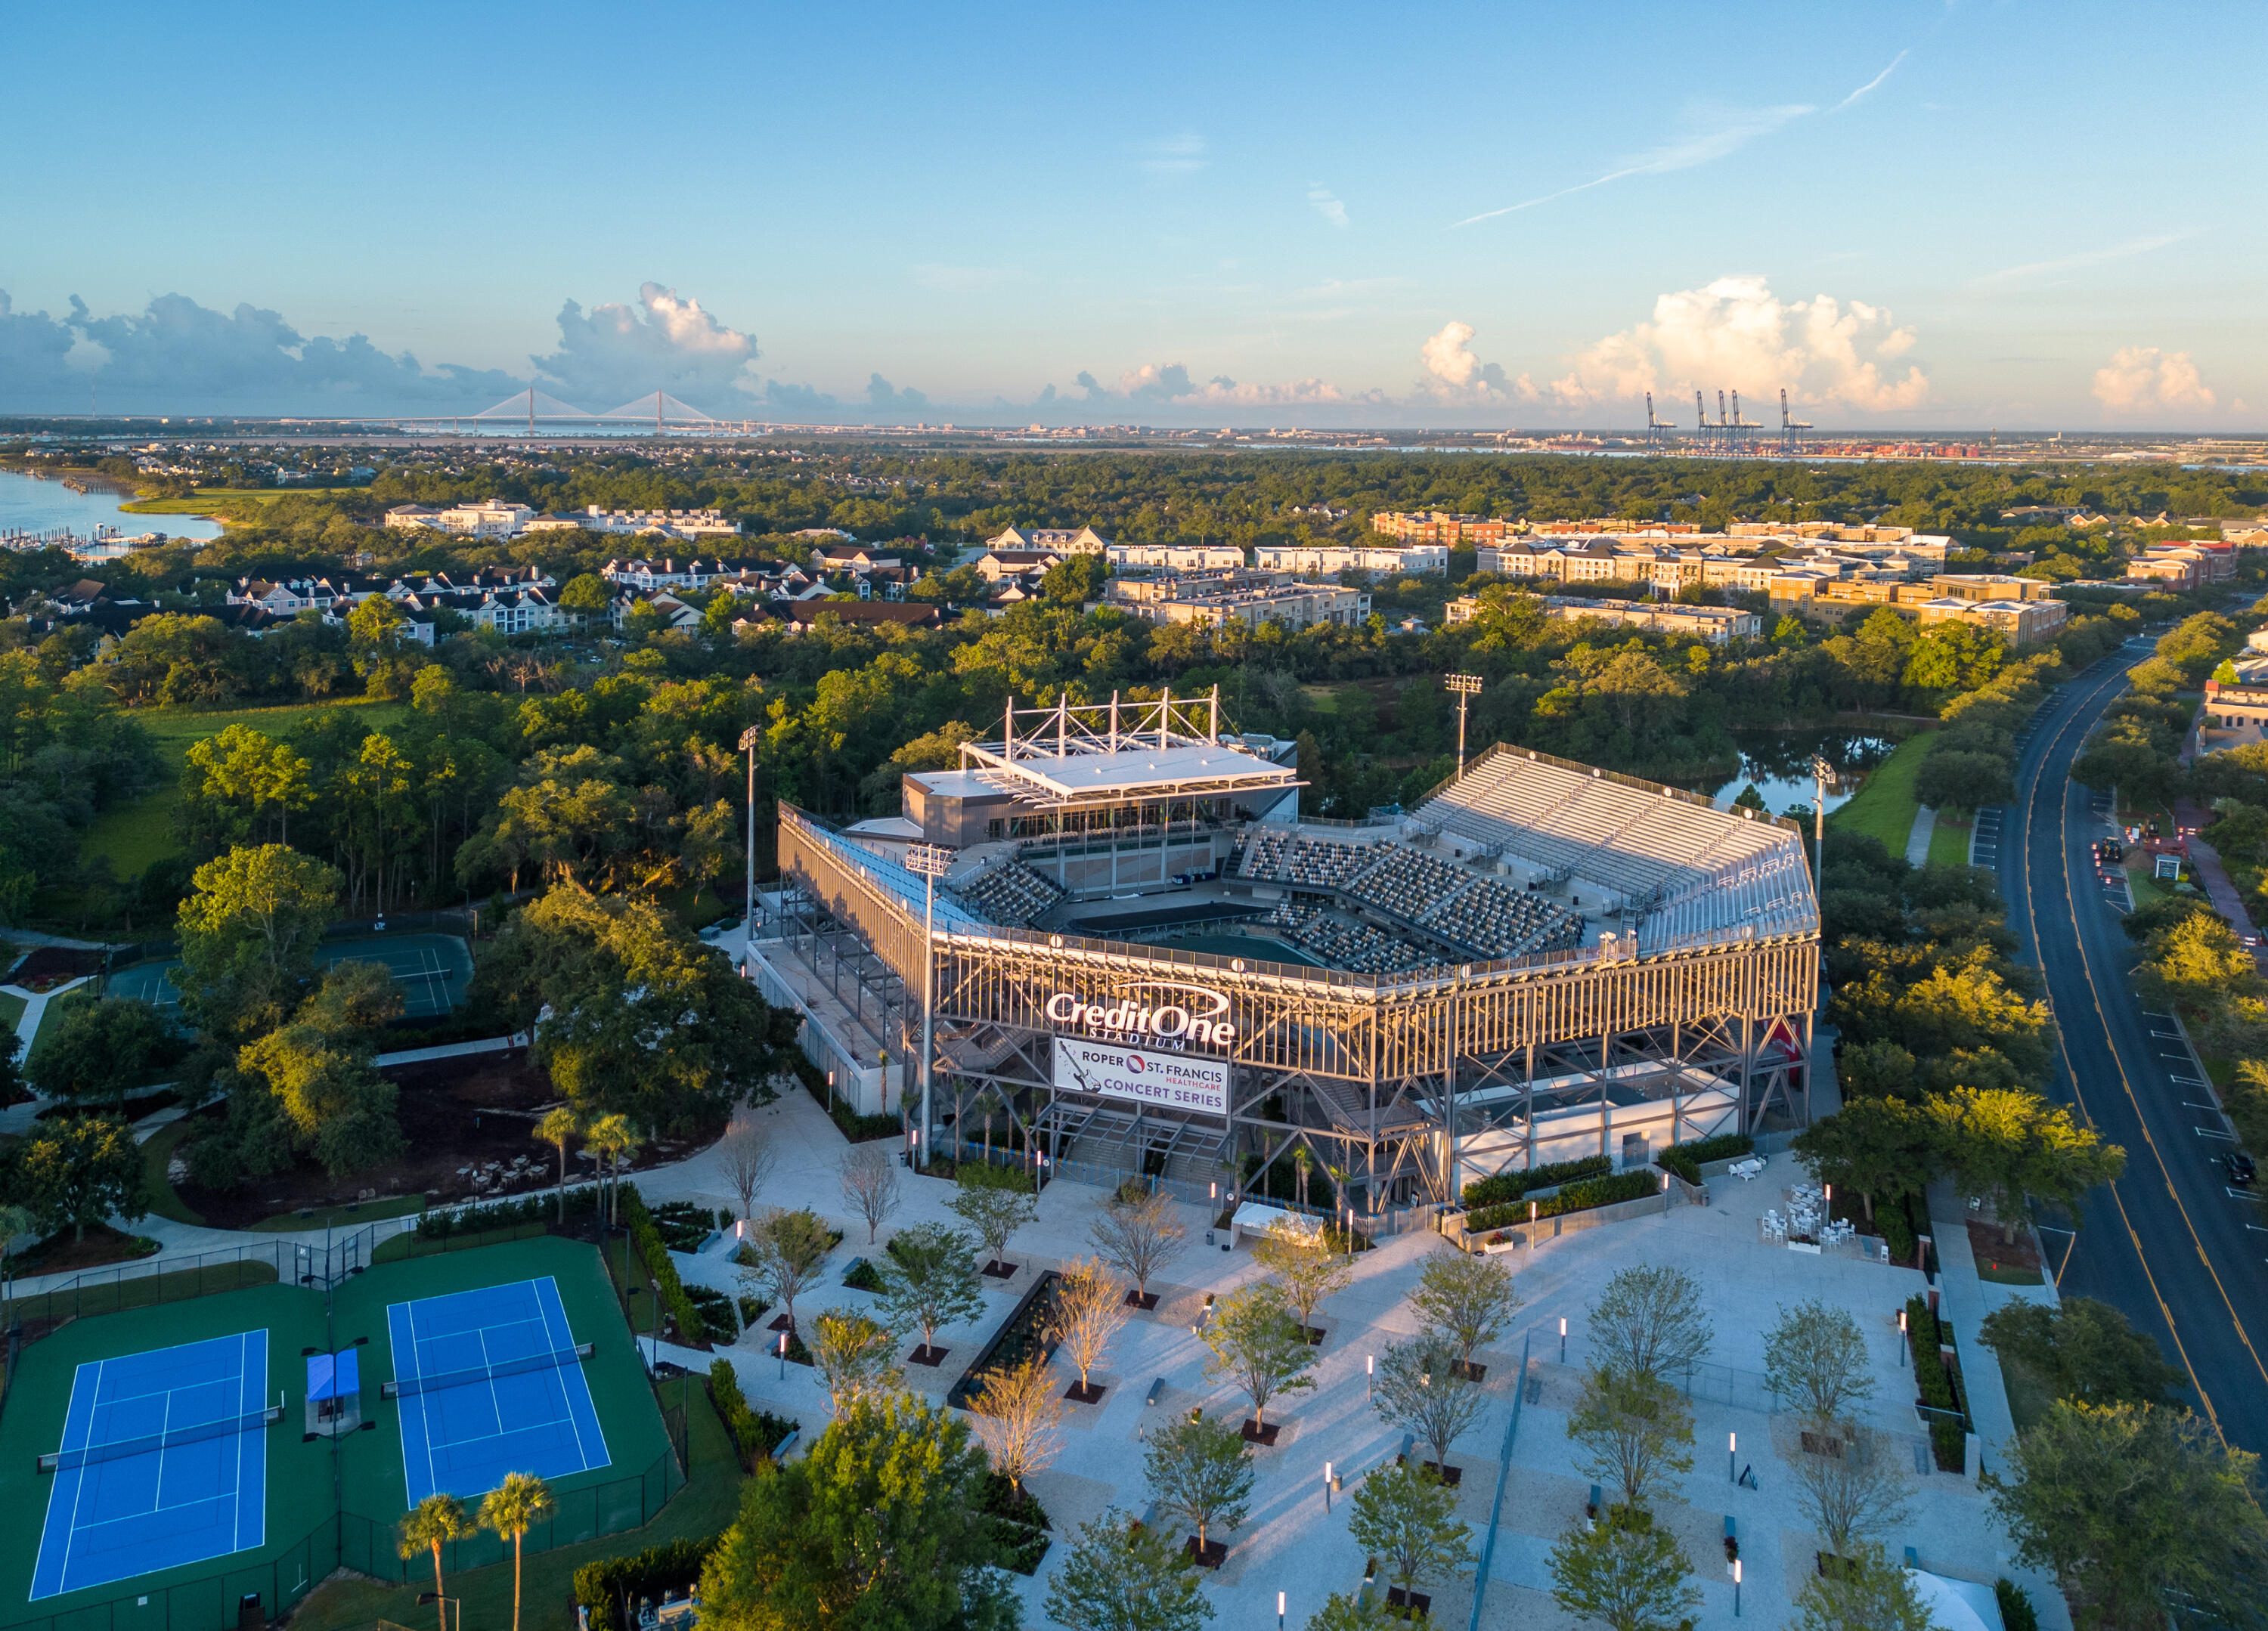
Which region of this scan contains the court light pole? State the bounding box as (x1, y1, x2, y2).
(1446, 673, 1483, 778)
(740, 726, 764, 967)
(906, 843, 951, 1162)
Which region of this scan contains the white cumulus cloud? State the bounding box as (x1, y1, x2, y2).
(1308, 184, 1349, 228)
(1418, 321, 1533, 400)
(1550, 275, 1928, 415)
(2093, 346, 2217, 416)
(531, 282, 759, 410)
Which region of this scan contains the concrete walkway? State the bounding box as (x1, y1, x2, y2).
(1907, 804, 1939, 867)
(1926, 1181, 2071, 1629)
(0, 973, 94, 1135)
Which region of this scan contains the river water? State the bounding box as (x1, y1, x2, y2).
(0, 468, 223, 543)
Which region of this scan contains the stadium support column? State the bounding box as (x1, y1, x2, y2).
(907, 843, 952, 1161)
(741, 726, 763, 972)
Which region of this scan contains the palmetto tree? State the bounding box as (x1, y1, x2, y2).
(395, 1494, 476, 1631)
(971, 1085, 1005, 1168)
(534, 1106, 579, 1224)
(584, 1113, 637, 1227)
(479, 1473, 555, 1631)
(1293, 1145, 1312, 1210)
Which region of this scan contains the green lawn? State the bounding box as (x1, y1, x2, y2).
(1826, 731, 1936, 854)
(252, 1193, 425, 1232)
(28, 983, 95, 1052)
(0, 991, 24, 1033)
(82, 697, 410, 879)
(138, 1117, 206, 1226)
(1927, 816, 1973, 870)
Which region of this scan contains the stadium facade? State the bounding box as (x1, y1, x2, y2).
(745, 689, 1818, 1212)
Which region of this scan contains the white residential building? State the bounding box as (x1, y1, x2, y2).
(1254, 543, 1448, 576)
(984, 525, 1111, 555)
(1108, 542, 1245, 571)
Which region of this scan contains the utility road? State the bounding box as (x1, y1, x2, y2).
(2001, 642, 2268, 1451)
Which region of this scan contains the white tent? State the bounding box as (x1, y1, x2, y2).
(1906, 1569, 1999, 1631)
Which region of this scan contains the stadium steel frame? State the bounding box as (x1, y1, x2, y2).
(775, 806, 1817, 1209)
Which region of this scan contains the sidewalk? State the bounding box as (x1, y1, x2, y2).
(0, 973, 95, 1136)
(1907, 804, 1938, 867)
(2173, 798, 2266, 966)
(1926, 1181, 2071, 1631)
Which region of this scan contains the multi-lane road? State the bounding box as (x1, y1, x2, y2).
(1998, 642, 2268, 1451)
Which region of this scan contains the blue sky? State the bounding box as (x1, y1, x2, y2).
(0, 1, 2256, 427)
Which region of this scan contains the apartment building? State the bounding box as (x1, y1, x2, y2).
(1106, 570, 1368, 631)
(1371, 511, 1517, 547)
(985, 525, 1111, 554)
(1445, 595, 1758, 645)
(1108, 542, 1245, 571)
(1253, 543, 1448, 575)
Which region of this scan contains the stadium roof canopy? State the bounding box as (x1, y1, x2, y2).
(959, 691, 1299, 809)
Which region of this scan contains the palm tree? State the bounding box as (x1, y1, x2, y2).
(534, 1106, 579, 1224)
(1293, 1144, 1312, 1210)
(396, 1494, 476, 1631)
(479, 1474, 555, 1631)
(584, 1113, 637, 1227)
(971, 1085, 1004, 1169)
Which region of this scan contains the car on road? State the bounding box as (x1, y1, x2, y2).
(2225, 1150, 2258, 1188)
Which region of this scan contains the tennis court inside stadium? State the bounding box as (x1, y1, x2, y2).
(109, 932, 474, 1021)
(387, 1278, 610, 1505)
(0, 1236, 670, 1629)
(30, 1332, 276, 1601)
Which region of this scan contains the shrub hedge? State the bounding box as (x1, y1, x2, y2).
(707, 1357, 798, 1470)
(1906, 1294, 1967, 1469)
(1460, 1154, 1610, 1211)
(1655, 1132, 1753, 1184)
(572, 1537, 722, 1631)
(1466, 1169, 1659, 1235)
(621, 1183, 707, 1345)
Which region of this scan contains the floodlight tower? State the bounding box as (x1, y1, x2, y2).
(1446, 673, 1484, 777)
(1808, 754, 1839, 894)
(739, 726, 764, 964)
(906, 842, 952, 1159)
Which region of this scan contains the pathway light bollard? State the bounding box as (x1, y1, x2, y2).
(1324, 1462, 1334, 1512)
(1728, 1431, 1737, 1483)
(1366, 1354, 1374, 1401)
(1560, 1317, 1567, 1364)
(778, 1329, 788, 1381)
(1734, 1558, 1742, 1617)
(1898, 1308, 1908, 1367)
(1278, 1592, 1286, 1631)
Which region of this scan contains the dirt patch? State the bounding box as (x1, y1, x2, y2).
(15, 1223, 159, 1274)
(1966, 1217, 2042, 1274)
(174, 1051, 714, 1228)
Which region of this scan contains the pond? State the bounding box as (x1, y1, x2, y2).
(1703, 727, 1902, 819)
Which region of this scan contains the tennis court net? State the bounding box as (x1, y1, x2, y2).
(37, 1404, 284, 1474)
(382, 1341, 595, 1401)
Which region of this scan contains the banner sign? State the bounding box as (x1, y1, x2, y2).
(1052, 1038, 1229, 1117)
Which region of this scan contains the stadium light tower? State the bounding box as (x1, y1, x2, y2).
(1446, 673, 1483, 777)
(1808, 754, 1838, 894)
(740, 726, 764, 964)
(906, 842, 953, 1159)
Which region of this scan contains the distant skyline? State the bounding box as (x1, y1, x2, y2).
(1, 1, 2258, 428)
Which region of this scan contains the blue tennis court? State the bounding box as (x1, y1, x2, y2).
(388, 1277, 610, 1506)
(31, 1331, 272, 1601)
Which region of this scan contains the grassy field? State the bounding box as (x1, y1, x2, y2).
(119, 487, 364, 518)
(0, 991, 23, 1033)
(252, 1193, 425, 1232)
(1825, 731, 1936, 855)
(83, 697, 411, 879)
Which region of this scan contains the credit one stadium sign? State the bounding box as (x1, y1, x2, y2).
(1042, 982, 1237, 1051)
(1052, 1038, 1230, 1117)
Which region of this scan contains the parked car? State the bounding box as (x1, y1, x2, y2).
(2224, 1150, 2258, 1189)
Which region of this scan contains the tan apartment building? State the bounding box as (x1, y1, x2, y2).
(1107, 570, 1369, 631)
